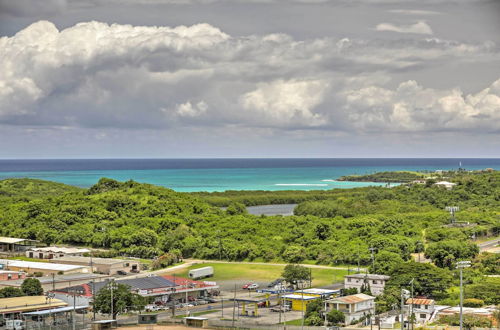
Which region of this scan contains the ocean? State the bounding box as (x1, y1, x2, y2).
(0, 158, 498, 192)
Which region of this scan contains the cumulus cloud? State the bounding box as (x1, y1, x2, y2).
(0, 20, 498, 134)
(376, 21, 433, 35)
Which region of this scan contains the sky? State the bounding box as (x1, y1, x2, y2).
(0, 0, 499, 158)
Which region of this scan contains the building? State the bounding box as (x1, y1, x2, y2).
(0, 270, 25, 281)
(294, 288, 340, 299)
(26, 247, 90, 259)
(52, 275, 219, 306)
(49, 256, 140, 275)
(0, 296, 67, 325)
(281, 294, 318, 312)
(0, 259, 91, 276)
(406, 298, 435, 324)
(436, 306, 497, 326)
(0, 273, 110, 291)
(344, 274, 390, 296)
(435, 181, 456, 190)
(0, 237, 36, 255)
(326, 293, 376, 324)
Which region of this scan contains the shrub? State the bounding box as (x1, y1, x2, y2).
(463, 298, 484, 307)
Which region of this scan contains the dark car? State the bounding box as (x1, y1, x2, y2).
(116, 270, 127, 275)
(267, 278, 283, 288)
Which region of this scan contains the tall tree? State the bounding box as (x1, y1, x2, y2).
(93, 283, 146, 319)
(21, 278, 43, 296)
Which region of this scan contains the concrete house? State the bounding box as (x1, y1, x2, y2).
(26, 247, 90, 260)
(344, 274, 390, 296)
(0, 259, 91, 276)
(406, 298, 435, 324)
(326, 293, 376, 324)
(49, 256, 140, 275)
(0, 237, 36, 254)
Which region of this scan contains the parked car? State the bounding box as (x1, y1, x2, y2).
(257, 301, 267, 308)
(243, 282, 259, 290)
(267, 278, 283, 288)
(205, 297, 217, 303)
(116, 270, 127, 275)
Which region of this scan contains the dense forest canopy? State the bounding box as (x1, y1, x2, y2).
(0, 172, 498, 266)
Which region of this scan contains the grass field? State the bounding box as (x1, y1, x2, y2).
(168, 263, 347, 287)
(7, 256, 50, 263)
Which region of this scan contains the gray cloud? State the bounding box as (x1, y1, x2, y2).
(0, 19, 499, 137)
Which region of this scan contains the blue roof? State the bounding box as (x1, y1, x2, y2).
(23, 306, 88, 316)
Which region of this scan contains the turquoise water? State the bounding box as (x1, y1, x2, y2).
(0, 158, 498, 192)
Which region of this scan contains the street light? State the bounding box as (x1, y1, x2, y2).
(445, 206, 459, 224)
(456, 261, 471, 330)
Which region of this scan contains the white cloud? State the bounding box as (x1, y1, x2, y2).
(389, 9, 441, 15)
(240, 79, 329, 127)
(376, 21, 433, 35)
(175, 101, 208, 117)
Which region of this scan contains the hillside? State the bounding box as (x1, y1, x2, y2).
(0, 178, 82, 198)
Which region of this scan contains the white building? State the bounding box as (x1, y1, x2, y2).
(435, 181, 456, 190)
(406, 298, 435, 324)
(344, 274, 390, 296)
(26, 247, 91, 259)
(326, 293, 376, 324)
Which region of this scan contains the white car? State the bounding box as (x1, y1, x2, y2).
(247, 283, 259, 290)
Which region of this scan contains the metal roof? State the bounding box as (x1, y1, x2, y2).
(0, 237, 29, 244)
(327, 293, 375, 304)
(30, 247, 90, 254)
(0, 259, 89, 271)
(282, 294, 318, 300)
(406, 298, 434, 305)
(50, 256, 136, 265)
(23, 305, 88, 316)
(0, 296, 67, 313)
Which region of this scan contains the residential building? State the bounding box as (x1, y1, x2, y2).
(26, 247, 90, 259)
(344, 274, 390, 296)
(326, 293, 376, 324)
(406, 298, 435, 324)
(49, 256, 140, 275)
(437, 306, 497, 326)
(0, 259, 91, 276)
(0, 296, 67, 325)
(435, 181, 456, 190)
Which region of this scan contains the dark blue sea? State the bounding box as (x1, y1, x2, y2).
(0, 158, 498, 192)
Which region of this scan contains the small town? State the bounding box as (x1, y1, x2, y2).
(0, 233, 498, 330)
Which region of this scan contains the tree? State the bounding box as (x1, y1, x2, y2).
(342, 287, 358, 295)
(327, 309, 345, 325)
(370, 251, 404, 275)
(225, 202, 247, 215)
(93, 283, 145, 319)
(21, 278, 43, 296)
(425, 240, 479, 269)
(0, 287, 24, 298)
(283, 245, 306, 263)
(282, 264, 310, 288)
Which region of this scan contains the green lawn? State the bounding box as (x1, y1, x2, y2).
(284, 318, 304, 325)
(167, 263, 347, 287)
(7, 256, 50, 263)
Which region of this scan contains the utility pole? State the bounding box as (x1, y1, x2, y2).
(73, 288, 76, 330)
(400, 290, 404, 330)
(301, 290, 304, 330)
(457, 261, 471, 330)
(324, 300, 328, 329)
(91, 252, 96, 321)
(409, 279, 414, 330)
(231, 284, 236, 328)
(110, 280, 114, 319)
(369, 247, 376, 271)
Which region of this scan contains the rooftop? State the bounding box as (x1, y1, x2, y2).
(295, 288, 340, 295)
(0, 273, 107, 286)
(30, 247, 91, 254)
(23, 305, 88, 316)
(406, 298, 434, 305)
(0, 296, 67, 313)
(0, 237, 30, 244)
(0, 259, 89, 272)
(327, 293, 375, 304)
(345, 274, 390, 280)
(282, 294, 318, 300)
(50, 256, 137, 265)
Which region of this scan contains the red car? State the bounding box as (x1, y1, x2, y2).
(242, 283, 259, 290)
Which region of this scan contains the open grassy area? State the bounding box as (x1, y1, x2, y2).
(168, 263, 347, 287)
(7, 256, 50, 263)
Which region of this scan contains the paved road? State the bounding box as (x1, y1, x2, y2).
(477, 237, 500, 251)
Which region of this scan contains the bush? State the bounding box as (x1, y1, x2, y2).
(463, 298, 484, 307)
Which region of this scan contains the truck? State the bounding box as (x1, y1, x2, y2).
(188, 266, 214, 279)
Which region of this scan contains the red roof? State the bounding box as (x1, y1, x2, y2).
(406, 298, 434, 305)
(162, 275, 216, 289)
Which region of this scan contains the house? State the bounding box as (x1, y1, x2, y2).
(26, 247, 90, 260)
(326, 293, 376, 324)
(406, 298, 435, 324)
(0, 259, 91, 276)
(435, 181, 456, 190)
(344, 274, 390, 296)
(436, 306, 497, 326)
(49, 256, 140, 275)
(0, 296, 67, 325)
(0, 237, 36, 254)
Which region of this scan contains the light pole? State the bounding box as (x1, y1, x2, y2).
(456, 261, 471, 330)
(445, 206, 459, 224)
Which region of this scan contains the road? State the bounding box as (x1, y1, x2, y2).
(477, 237, 500, 252)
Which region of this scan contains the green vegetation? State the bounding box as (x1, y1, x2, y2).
(337, 171, 425, 183)
(93, 282, 146, 319)
(168, 262, 346, 287)
(0, 278, 43, 297)
(0, 170, 498, 307)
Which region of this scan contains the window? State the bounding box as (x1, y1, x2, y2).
(415, 304, 420, 309)
(420, 314, 426, 319)
(125, 263, 130, 267)
(372, 280, 378, 284)
(424, 305, 428, 309)
(347, 278, 351, 282)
